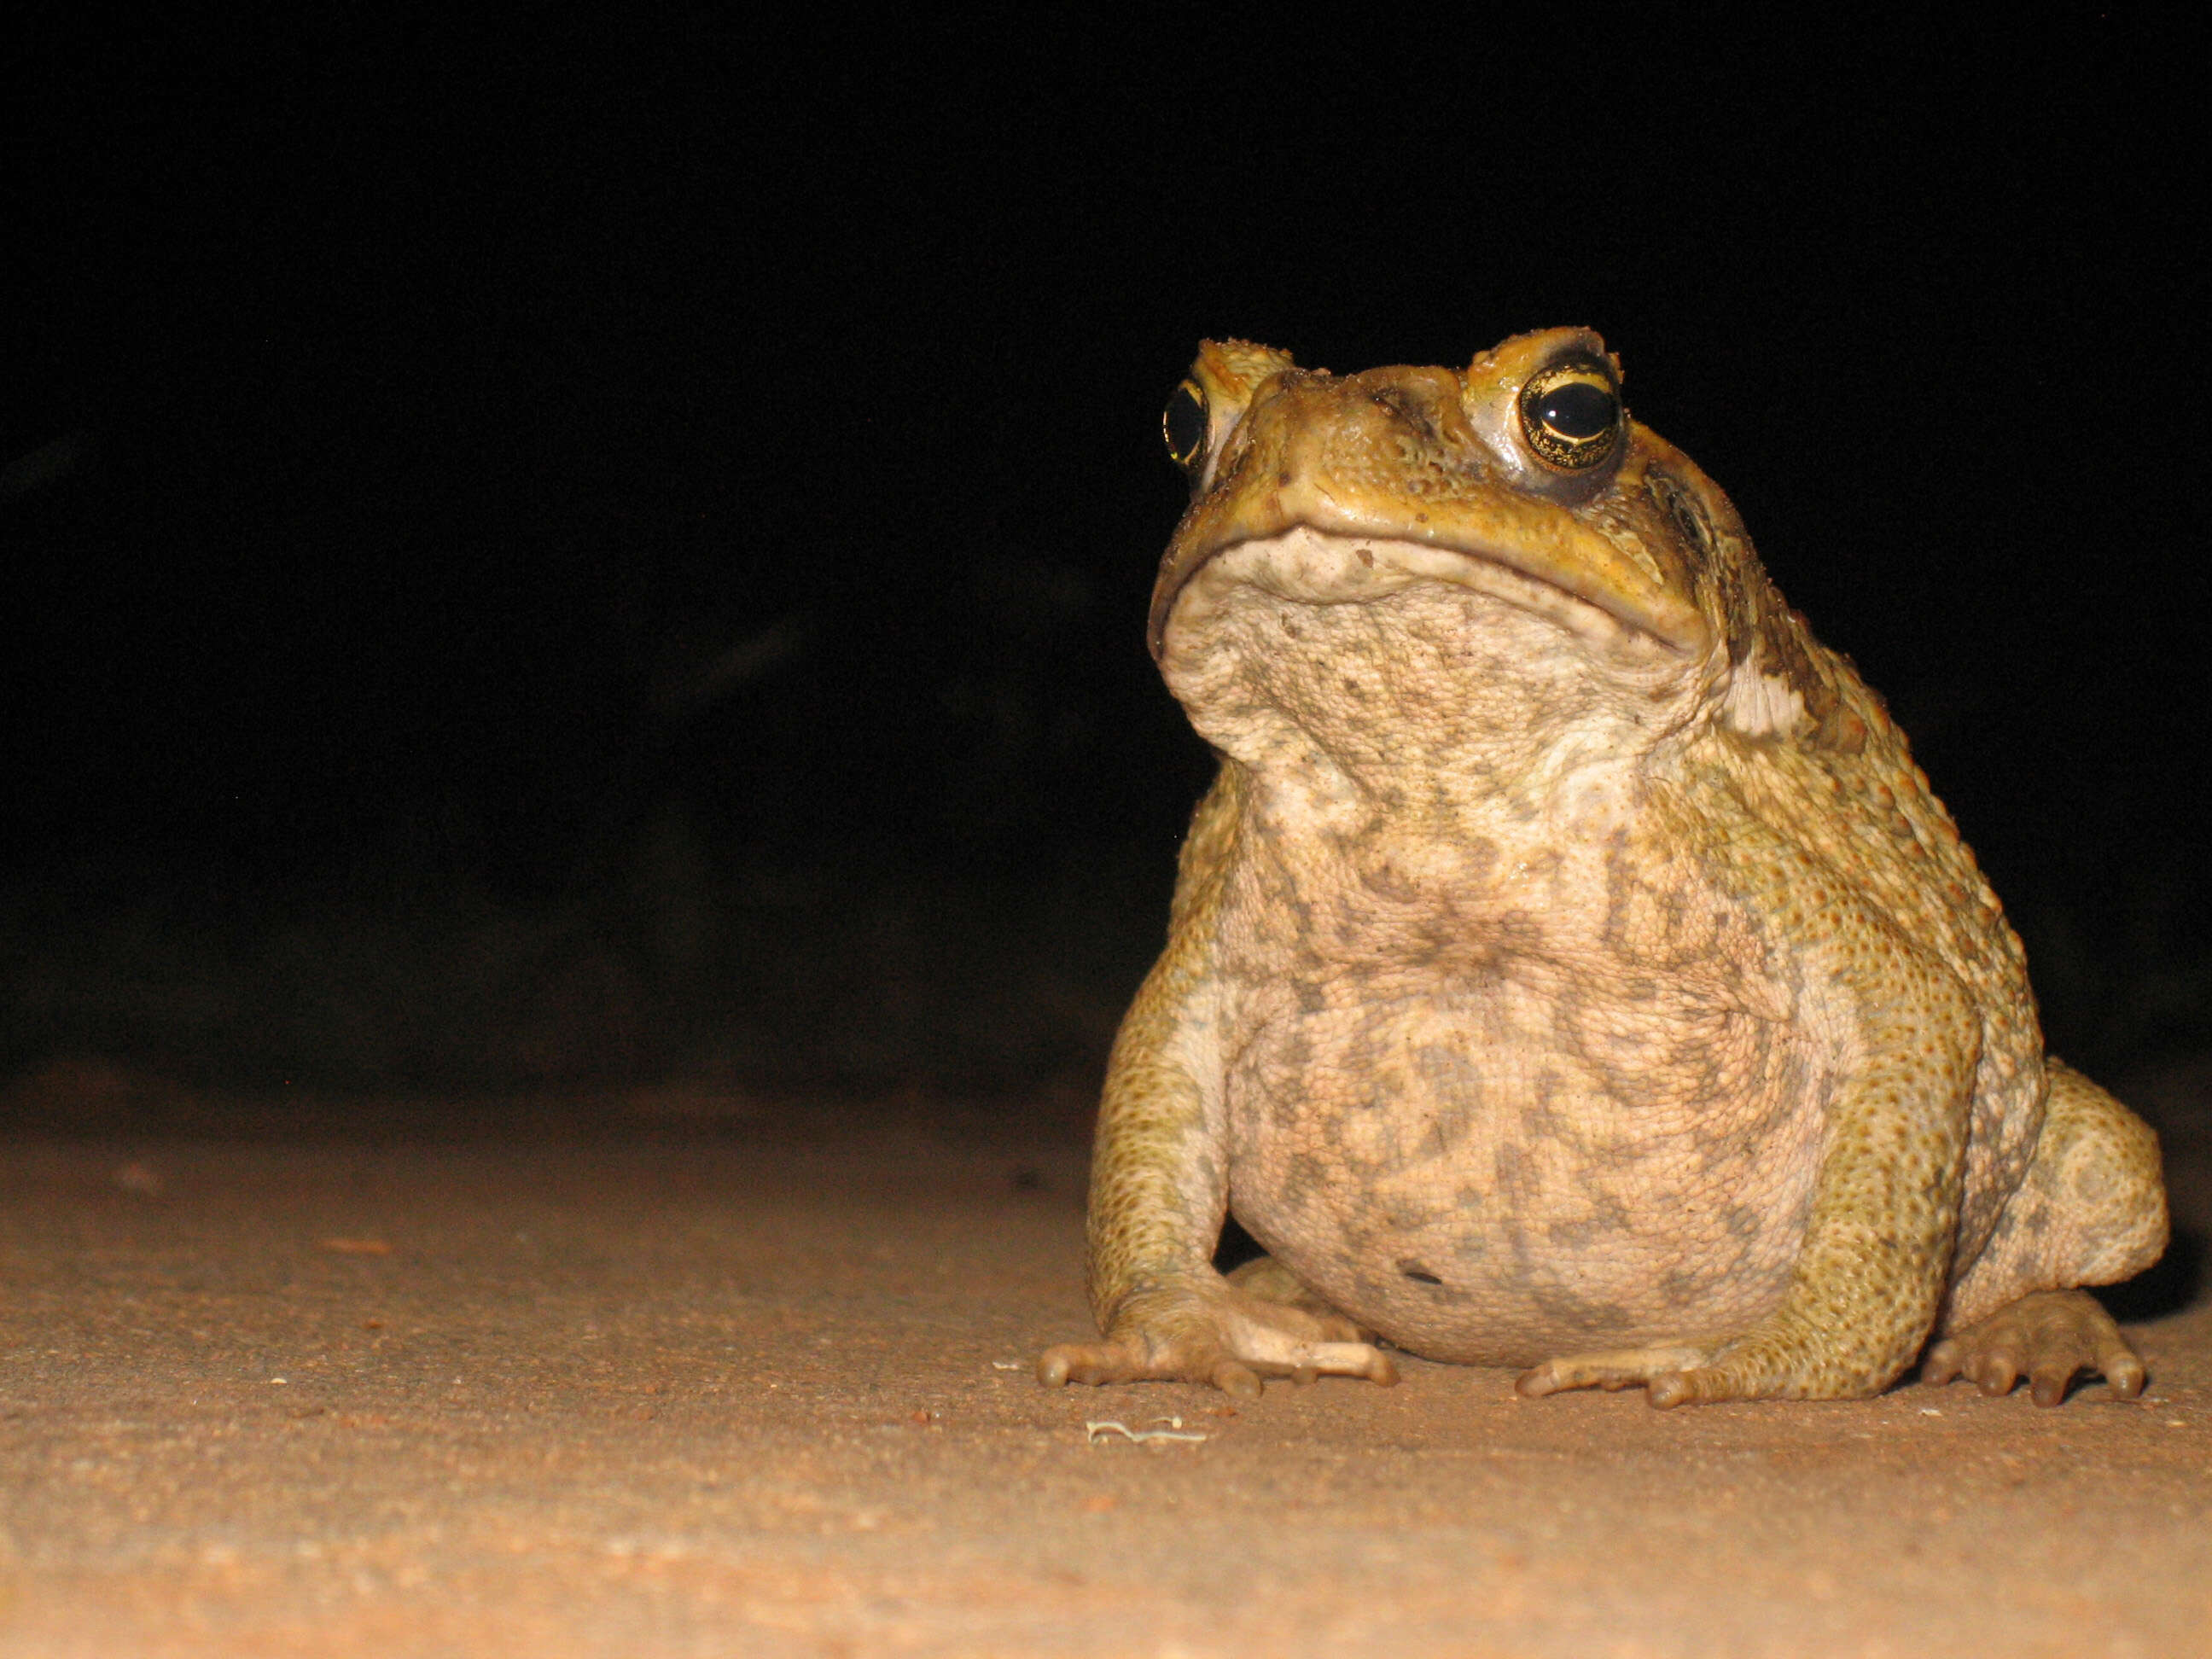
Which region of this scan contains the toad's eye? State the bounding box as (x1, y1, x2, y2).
(1517, 357, 1621, 471)
(1163, 378, 1209, 472)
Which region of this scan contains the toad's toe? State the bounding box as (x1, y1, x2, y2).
(1037, 1339, 1266, 1396)
(1516, 1343, 1717, 1405)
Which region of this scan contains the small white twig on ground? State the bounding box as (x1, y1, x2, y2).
(1085, 1416, 1208, 1445)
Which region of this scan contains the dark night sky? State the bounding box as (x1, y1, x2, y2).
(7, 15, 2205, 945)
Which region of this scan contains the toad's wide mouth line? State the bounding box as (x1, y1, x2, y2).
(1152, 526, 1701, 663)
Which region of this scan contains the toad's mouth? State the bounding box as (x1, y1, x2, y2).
(1153, 526, 1703, 670)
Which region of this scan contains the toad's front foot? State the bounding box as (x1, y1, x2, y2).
(1922, 1289, 2145, 1406)
(1037, 1276, 1398, 1399)
(1514, 1343, 1726, 1408)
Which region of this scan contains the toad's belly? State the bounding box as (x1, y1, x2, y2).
(1224, 981, 1828, 1365)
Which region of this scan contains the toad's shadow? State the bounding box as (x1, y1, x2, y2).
(2095, 1225, 2205, 1322)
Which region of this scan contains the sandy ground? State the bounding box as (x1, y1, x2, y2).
(2, 1100, 2208, 1658)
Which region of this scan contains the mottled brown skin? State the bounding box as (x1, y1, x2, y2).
(1039, 328, 2168, 1407)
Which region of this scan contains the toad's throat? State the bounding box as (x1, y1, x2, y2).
(1154, 526, 1699, 667)
(1158, 545, 1696, 804)
(1156, 527, 1695, 676)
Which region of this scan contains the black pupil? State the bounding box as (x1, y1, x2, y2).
(1538, 381, 1615, 440)
(1165, 384, 1207, 464)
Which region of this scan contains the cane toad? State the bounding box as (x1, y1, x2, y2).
(1039, 328, 2167, 1407)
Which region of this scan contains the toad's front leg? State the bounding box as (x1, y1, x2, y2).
(1037, 772, 1394, 1399)
(1522, 908, 1980, 1407)
(1032, 934, 1395, 1397)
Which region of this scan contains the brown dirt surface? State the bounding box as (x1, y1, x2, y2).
(3, 1081, 2208, 1657)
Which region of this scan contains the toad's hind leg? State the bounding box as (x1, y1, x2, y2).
(1953, 1061, 2168, 1310)
(1930, 1061, 2167, 1405)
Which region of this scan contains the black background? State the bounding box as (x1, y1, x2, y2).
(6, 14, 2206, 1104)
